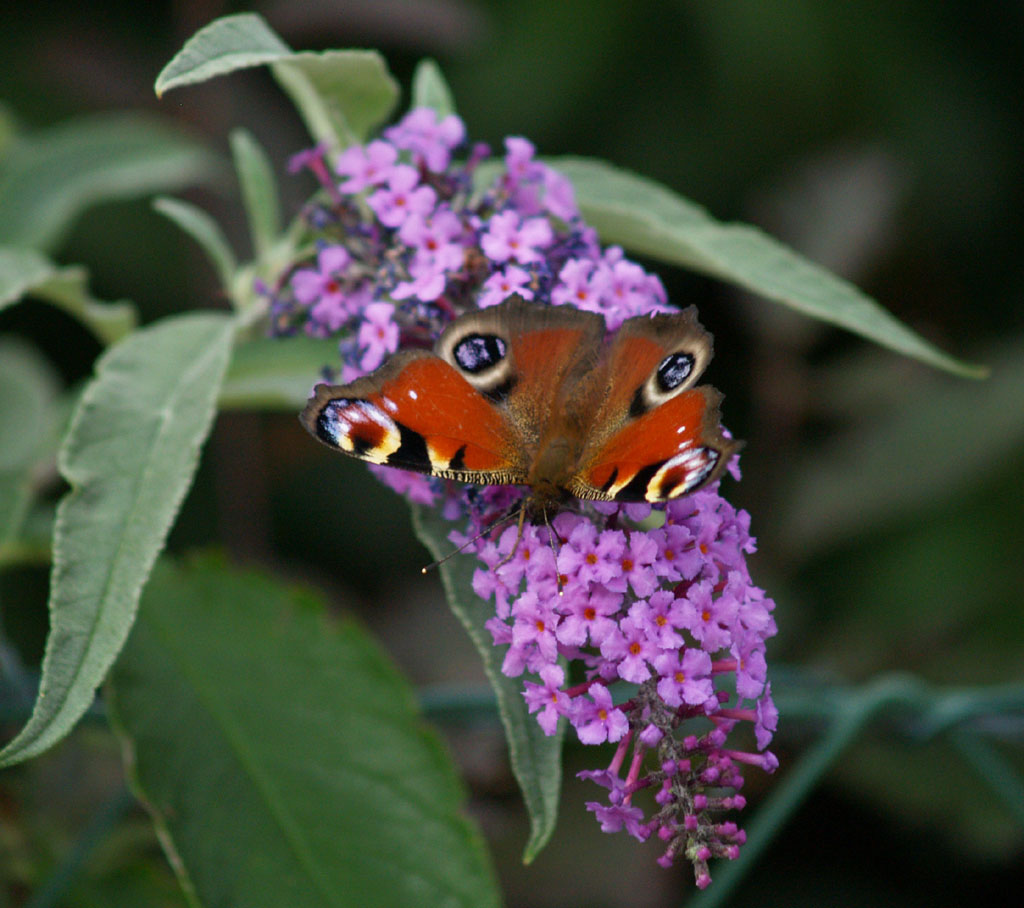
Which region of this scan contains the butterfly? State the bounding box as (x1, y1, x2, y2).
(301, 296, 740, 517)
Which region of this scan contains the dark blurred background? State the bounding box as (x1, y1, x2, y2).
(2, 2, 1022, 906)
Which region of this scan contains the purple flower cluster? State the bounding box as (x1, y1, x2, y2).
(269, 107, 777, 887)
(459, 484, 778, 881)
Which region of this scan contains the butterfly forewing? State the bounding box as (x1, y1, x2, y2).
(437, 298, 605, 448)
(302, 349, 528, 484)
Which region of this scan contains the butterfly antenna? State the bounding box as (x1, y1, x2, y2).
(492, 503, 528, 571)
(420, 504, 522, 575)
(540, 508, 564, 596)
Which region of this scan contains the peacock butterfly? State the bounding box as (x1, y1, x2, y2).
(301, 296, 740, 515)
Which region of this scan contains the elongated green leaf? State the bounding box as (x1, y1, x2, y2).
(550, 157, 987, 379)
(271, 51, 399, 149)
(230, 129, 281, 260)
(156, 16, 397, 151)
(154, 12, 291, 95)
(0, 342, 74, 568)
(0, 247, 137, 344)
(0, 113, 221, 252)
(412, 505, 564, 863)
(220, 335, 339, 410)
(109, 557, 501, 908)
(411, 60, 457, 119)
(0, 337, 61, 471)
(0, 469, 33, 567)
(0, 313, 235, 767)
(152, 196, 236, 291)
(0, 338, 60, 564)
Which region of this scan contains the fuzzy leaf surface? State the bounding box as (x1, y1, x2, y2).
(0, 113, 220, 252)
(551, 156, 986, 378)
(109, 557, 500, 908)
(0, 313, 234, 766)
(412, 504, 564, 863)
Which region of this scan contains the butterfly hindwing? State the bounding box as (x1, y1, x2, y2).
(570, 308, 739, 502)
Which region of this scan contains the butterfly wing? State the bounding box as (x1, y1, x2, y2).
(568, 307, 740, 502)
(302, 349, 528, 484)
(301, 296, 605, 488)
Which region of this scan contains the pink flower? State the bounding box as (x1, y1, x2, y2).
(654, 648, 714, 709)
(551, 258, 602, 311)
(392, 243, 464, 302)
(397, 208, 463, 251)
(368, 464, 437, 506)
(605, 531, 659, 598)
(628, 591, 685, 650)
(292, 245, 350, 304)
(478, 265, 534, 308)
(522, 663, 569, 736)
(367, 165, 437, 228)
(576, 683, 629, 744)
(335, 139, 398, 193)
(356, 302, 399, 372)
(480, 210, 553, 264)
(509, 590, 560, 670)
(599, 616, 656, 684)
(541, 165, 578, 220)
(557, 523, 625, 587)
(384, 108, 465, 172)
(555, 584, 623, 647)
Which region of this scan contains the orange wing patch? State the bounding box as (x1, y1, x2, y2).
(573, 388, 728, 501)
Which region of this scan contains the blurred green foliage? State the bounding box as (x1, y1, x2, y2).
(2, 2, 1022, 907)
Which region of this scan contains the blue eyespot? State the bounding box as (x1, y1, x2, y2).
(657, 352, 694, 392)
(453, 333, 508, 374)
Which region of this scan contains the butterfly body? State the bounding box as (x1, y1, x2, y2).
(302, 296, 740, 514)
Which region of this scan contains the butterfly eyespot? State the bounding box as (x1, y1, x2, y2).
(657, 352, 695, 392)
(452, 333, 508, 374)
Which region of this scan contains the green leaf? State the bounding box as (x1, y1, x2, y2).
(0, 338, 61, 565)
(152, 196, 236, 292)
(0, 341, 72, 567)
(0, 247, 137, 345)
(0, 112, 222, 253)
(550, 157, 987, 379)
(154, 12, 291, 95)
(411, 504, 564, 863)
(271, 50, 399, 149)
(220, 335, 340, 410)
(109, 556, 501, 908)
(230, 129, 281, 260)
(0, 313, 235, 767)
(0, 469, 33, 567)
(411, 60, 457, 119)
(156, 16, 397, 150)
(0, 246, 50, 304)
(0, 336, 62, 471)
